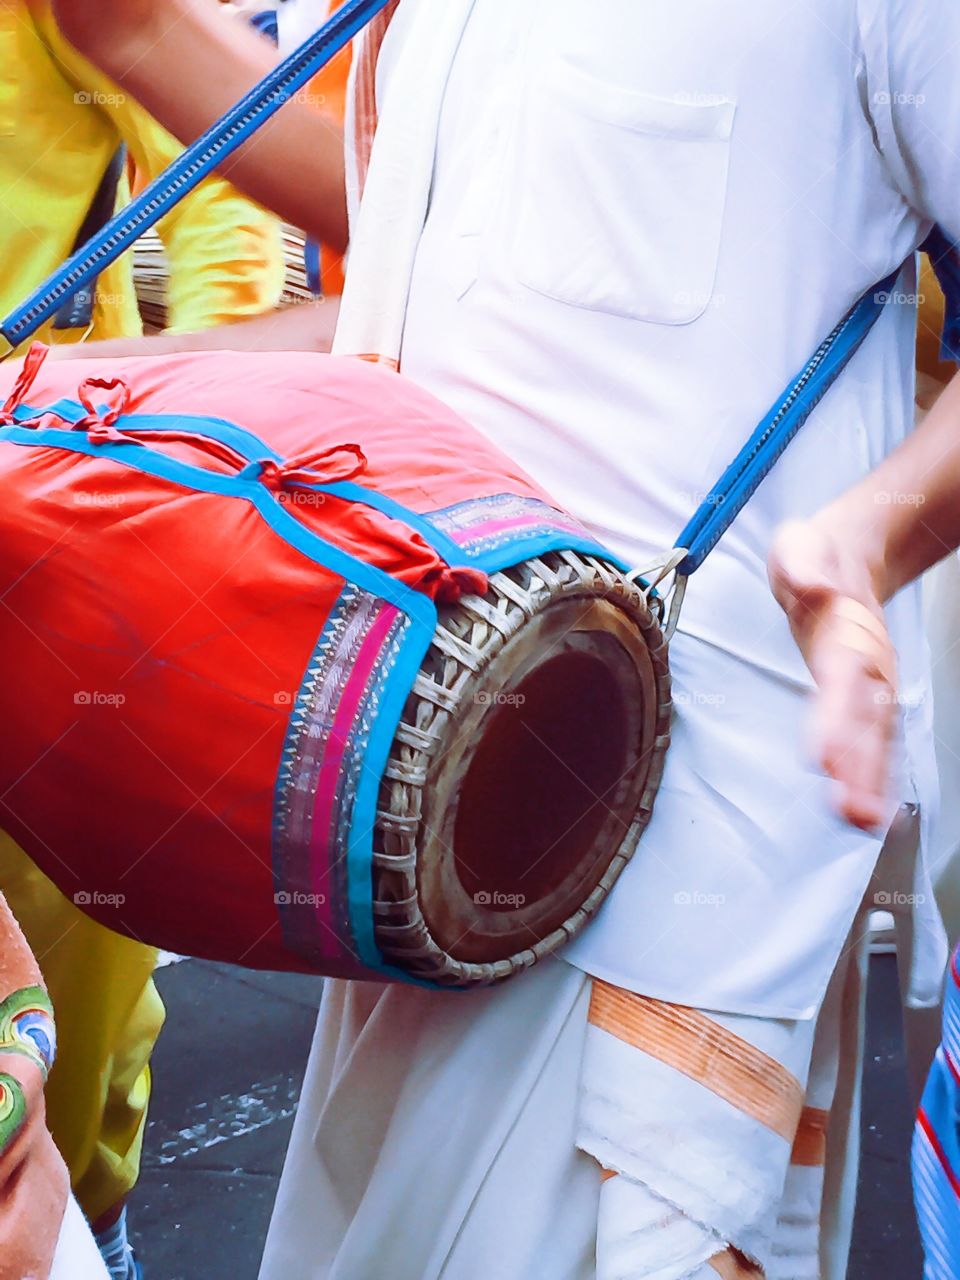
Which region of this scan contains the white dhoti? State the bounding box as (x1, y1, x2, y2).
(261, 960, 600, 1280)
(261, 916, 869, 1280)
(49, 1197, 109, 1280)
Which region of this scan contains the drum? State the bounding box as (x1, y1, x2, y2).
(0, 347, 670, 986)
(132, 224, 320, 332)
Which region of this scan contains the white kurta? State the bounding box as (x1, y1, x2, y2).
(352, 0, 954, 1019)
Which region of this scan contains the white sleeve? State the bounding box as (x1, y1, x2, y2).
(859, 0, 960, 244)
(277, 0, 329, 56)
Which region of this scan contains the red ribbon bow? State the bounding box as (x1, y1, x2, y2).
(0, 342, 49, 426)
(75, 375, 133, 442)
(256, 444, 367, 492)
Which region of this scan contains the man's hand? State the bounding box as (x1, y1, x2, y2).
(769, 368, 960, 833)
(768, 518, 898, 832)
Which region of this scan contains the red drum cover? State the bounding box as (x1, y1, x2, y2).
(0, 347, 626, 981)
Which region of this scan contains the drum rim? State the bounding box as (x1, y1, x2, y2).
(417, 597, 657, 962)
(372, 549, 672, 988)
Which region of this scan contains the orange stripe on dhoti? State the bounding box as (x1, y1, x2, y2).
(790, 1105, 829, 1167)
(709, 1248, 764, 1277)
(588, 980, 804, 1143)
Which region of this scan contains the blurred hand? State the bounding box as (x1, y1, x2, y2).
(768, 518, 898, 832)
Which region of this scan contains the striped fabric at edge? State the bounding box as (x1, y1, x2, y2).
(352, 0, 401, 198)
(913, 947, 960, 1279)
(790, 1106, 829, 1167)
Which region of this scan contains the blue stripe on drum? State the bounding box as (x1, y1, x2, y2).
(272, 585, 412, 973)
(12, 406, 624, 576)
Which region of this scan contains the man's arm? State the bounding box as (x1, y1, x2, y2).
(44, 297, 341, 359)
(51, 0, 348, 250)
(35, 3, 287, 333)
(768, 0, 960, 830)
(769, 372, 960, 830)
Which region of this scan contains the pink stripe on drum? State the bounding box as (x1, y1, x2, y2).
(448, 513, 587, 544)
(307, 604, 400, 957)
(426, 494, 596, 556)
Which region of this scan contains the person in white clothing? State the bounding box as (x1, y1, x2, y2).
(51, 0, 960, 1274)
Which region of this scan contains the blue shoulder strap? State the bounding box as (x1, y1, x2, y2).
(52, 147, 127, 332)
(0, 0, 393, 357)
(675, 268, 899, 576)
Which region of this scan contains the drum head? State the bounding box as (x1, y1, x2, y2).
(373, 550, 671, 987)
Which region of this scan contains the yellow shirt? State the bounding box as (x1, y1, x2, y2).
(918, 256, 951, 385)
(0, 0, 285, 349)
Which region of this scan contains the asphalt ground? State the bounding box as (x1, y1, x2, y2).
(128, 953, 925, 1280)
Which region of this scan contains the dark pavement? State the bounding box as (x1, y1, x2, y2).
(129, 954, 925, 1280)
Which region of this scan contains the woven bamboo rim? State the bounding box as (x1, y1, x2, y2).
(373, 548, 672, 987)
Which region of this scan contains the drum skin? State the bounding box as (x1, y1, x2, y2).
(0, 347, 667, 984)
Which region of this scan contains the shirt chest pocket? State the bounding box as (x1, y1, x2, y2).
(511, 61, 736, 325)
(0, 20, 18, 137)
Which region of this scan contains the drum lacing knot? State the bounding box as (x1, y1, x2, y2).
(0, 342, 49, 425)
(425, 565, 489, 605)
(74, 374, 133, 442)
(253, 444, 367, 494)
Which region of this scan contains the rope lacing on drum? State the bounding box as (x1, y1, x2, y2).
(0, 345, 137, 440)
(251, 452, 489, 604)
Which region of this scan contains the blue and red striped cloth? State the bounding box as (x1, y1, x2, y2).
(914, 945, 960, 1278)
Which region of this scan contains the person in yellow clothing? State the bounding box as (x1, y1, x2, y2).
(0, 1, 284, 349)
(0, 3, 284, 1278)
